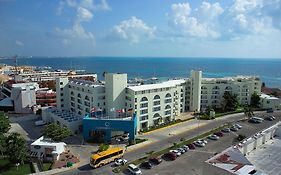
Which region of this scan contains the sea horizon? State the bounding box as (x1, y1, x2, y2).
(1, 56, 281, 89)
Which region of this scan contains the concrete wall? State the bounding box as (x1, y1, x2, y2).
(11, 86, 36, 113)
(190, 70, 202, 112)
(105, 73, 127, 116)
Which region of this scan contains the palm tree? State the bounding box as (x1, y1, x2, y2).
(244, 106, 254, 119)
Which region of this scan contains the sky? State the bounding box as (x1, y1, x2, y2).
(0, 0, 281, 58)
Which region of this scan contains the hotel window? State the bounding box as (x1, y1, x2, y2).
(140, 103, 148, 108)
(60, 93, 63, 96)
(140, 109, 148, 114)
(141, 97, 148, 102)
(135, 105, 137, 109)
(68, 85, 71, 88)
(153, 101, 160, 106)
(153, 106, 161, 112)
(153, 113, 160, 118)
(141, 91, 145, 94)
(60, 88, 63, 91)
(60, 82, 63, 85)
(140, 116, 148, 121)
(135, 98, 137, 102)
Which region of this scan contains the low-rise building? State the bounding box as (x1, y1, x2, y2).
(30, 136, 66, 161)
(260, 93, 281, 110)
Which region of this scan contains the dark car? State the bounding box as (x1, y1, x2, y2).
(267, 108, 274, 113)
(265, 116, 275, 121)
(214, 132, 224, 137)
(186, 143, 196, 149)
(141, 161, 152, 169)
(164, 152, 177, 160)
(149, 157, 162, 165)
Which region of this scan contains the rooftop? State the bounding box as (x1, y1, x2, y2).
(206, 147, 263, 175)
(31, 136, 66, 147)
(203, 76, 260, 82)
(246, 137, 281, 175)
(127, 79, 185, 91)
(260, 93, 279, 100)
(69, 79, 103, 87)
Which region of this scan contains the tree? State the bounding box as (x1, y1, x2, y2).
(0, 134, 7, 156)
(250, 92, 260, 108)
(221, 91, 239, 112)
(98, 143, 109, 152)
(0, 112, 11, 133)
(42, 123, 72, 142)
(6, 133, 27, 164)
(244, 106, 254, 119)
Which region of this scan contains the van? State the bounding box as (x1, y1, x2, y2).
(128, 164, 142, 175)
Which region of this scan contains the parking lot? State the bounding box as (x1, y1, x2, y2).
(133, 114, 281, 175)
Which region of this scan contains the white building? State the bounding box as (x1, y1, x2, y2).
(260, 93, 281, 110)
(30, 136, 66, 161)
(53, 70, 261, 132)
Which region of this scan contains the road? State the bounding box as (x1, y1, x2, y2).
(58, 111, 281, 175)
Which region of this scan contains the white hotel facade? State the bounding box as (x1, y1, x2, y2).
(55, 70, 261, 132)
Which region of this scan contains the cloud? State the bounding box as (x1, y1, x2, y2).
(55, 23, 94, 40)
(168, 2, 224, 39)
(111, 16, 156, 43)
(76, 6, 93, 22)
(15, 40, 24, 46)
(55, 0, 110, 44)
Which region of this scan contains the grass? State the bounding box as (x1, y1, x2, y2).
(112, 123, 230, 173)
(0, 159, 34, 175)
(42, 162, 52, 171)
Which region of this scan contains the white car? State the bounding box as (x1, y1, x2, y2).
(114, 158, 128, 166)
(208, 134, 219, 140)
(182, 145, 189, 151)
(234, 123, 242, 129)
(128, 164, 142, 175)
(169, 149, 181, 156)
(34, 120, 46, 126)
(193, 140, 206, 147)
(197, 139, 208, 144)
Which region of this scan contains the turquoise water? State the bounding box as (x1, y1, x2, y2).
(1, 57, 281, 88)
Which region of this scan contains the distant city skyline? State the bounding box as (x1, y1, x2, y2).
(0, 0, 281, 58)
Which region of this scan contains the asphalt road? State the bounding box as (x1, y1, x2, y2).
(59, 111, 281, 175)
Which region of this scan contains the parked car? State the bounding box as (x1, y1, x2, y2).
(34, 120, 47, 126)
(149, 157, 162, 165)
(207, 134, 219, 140)
(197, 139, 208, 144)
(249, 117, 263, 123)
(182, 145, 189, 152)
(214, 132, 224, 137)
(234, 123, 242, 129)
(114, 158, 128, 166)
(230, 126, 238, 132)
(193, 140, 205, 147)
(177, 148, 186, 154)
(186, 143, 196, 149)
(140, 161, 152, 169)
(169, 149, 181, 156)
(222, 128, 231, 133)
(265, 116, 275, 121)
(128, 164, 142, 175)
(164, 152, 177, 160)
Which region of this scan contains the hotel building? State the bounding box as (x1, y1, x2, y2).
(54, 70, 261, 132)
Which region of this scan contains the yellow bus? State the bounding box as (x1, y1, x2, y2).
(90, 147, 124, 168)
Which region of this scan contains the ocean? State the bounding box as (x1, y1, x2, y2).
(1, 57, 281, 88)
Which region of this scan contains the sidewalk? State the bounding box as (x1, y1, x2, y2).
(126, 119, 208, 152)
